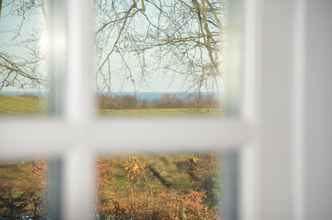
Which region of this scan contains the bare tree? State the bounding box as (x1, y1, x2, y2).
(0, 0, 224, 94)
(0, 0, 46, 91)
(96, 0, 224, 94)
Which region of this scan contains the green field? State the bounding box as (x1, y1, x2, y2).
(0, 96, 47, 114)
(0, 154, 222, 219)
(0, 96, 223, 116)
(0, 96, 223, 219)
(99, 107, 222, 117)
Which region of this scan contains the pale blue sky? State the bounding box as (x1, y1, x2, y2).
(96, 0, 224, 94)
(0, 0, 223, 95)
(0, 0, 46, 92)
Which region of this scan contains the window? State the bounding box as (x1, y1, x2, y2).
(0, 159, 48, 219)
(0, 0, 252, 220)
(0, 0, 49, 115)
(2, 0, 330, 220)
(94, 1, 232, 218)
(96, 153, 223, 219)
(95, 0, 226, 117)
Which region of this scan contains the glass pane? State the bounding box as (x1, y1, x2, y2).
(0, 159, 48, 219)
(0, 0, 49, 115)
(96, 153, 223, 219)
(96, 0, 228, 117)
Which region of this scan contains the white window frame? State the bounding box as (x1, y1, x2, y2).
(2, 0, 331, 220)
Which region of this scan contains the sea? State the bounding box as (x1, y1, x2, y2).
(0, 89, 221, 101)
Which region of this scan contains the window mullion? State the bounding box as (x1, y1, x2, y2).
(45, 0, 67, 219)
(0, 119, 254, 159)
(63, 0, 96, 219)
(65, 0, 95, 121)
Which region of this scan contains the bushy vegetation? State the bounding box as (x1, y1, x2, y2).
(0, 161, 47, 219)
(97, 154, 222, 220)
(0, 97, 223, 219)
(0, 154, 222, 219)
(98, 94, 220, 110)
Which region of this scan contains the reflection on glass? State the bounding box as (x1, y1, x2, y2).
(96, 0, 225, 116)
(0, 160, 47, 219)
(0, 0, 48, 114)
(97, 153, 222, 219)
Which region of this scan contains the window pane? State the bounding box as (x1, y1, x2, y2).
(96, 0, 229, 117)
(0, 0, 49, 115)
(96, 153, 223, 219)
(0, 159, 48, 219)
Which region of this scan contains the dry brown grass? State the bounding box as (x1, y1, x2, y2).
(0, 96, 47, 114)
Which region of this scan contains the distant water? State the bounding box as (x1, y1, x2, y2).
(0, 89, 48, 97)
(0, 89, 220, 101)
(108, 92, 219, 101)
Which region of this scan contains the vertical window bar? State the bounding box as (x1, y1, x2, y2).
(64, 148, 96, 220)
(45, 0, 67, 219)
(65, 0, 96, 121)
(223, 0, 244, 117)
(64, 0, 96, 219)
(223, 0, 245, 219)
(223, 152, 240, 220)
(47, 159, 64, 220)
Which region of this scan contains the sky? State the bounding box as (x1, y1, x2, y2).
(0, 0, 46, 92)
(0, 0, 224, 95)
(95, 0, 224, 94)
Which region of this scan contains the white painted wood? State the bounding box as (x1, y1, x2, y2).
(240, 0, 260, 219)
(303, 0, 332, 219)
(63, 0, 96, 219)
(0, 118, 254, 159)
(5, 1, 332, 220)
(292, 0, 306, 220)
(42, 1, 68, 219)
(253, 0, 296, 220)
(63, 148, 96, 220)
(65, 0, 96, 122)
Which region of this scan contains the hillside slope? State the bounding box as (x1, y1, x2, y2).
(0, 96, 223, 219)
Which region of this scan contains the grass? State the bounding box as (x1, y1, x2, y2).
(0, 96, 47, 114)
(0, 96, 222, 192)
(0, 154, 222, 219)
(0, 96, 223, 116)
(99, 153, 219, 190)
(99, 107, 223, 117)
(97, 153, 222, 219)
(0, 96, 223, 218)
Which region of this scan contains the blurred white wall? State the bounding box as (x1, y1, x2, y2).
(244, 1, 332, 220)
(304, 0, 332, 219)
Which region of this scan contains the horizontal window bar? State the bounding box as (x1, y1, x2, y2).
(0, 118, 256, 160)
